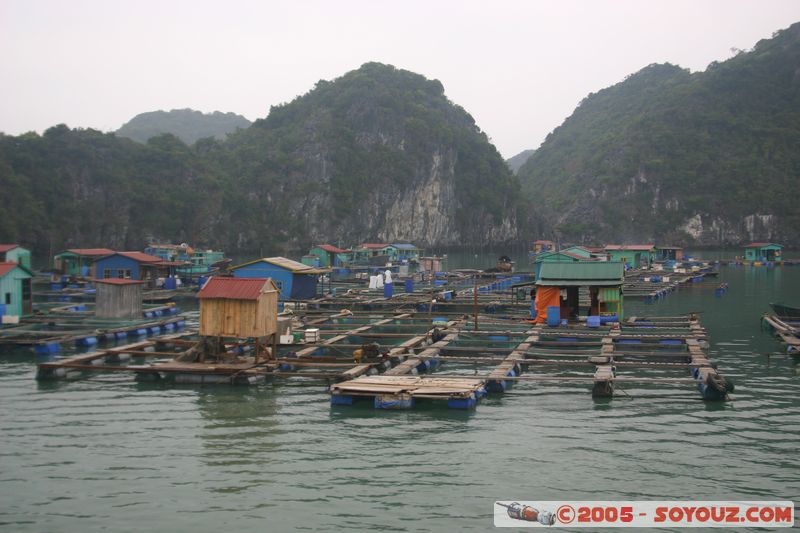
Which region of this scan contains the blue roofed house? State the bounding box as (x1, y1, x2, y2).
(229, 257, 329, 300)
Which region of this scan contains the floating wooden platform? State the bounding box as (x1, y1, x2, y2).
(32, 275, 732, 410)
(762, 314, 800, 352)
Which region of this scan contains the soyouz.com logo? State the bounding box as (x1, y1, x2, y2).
(494, 501, 795, 527)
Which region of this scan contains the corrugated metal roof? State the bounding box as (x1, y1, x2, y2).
(391, 243, 419, 250)
(0, 262, 18, 277)
(94, 278, 145, 285)
(198, 277, 277, 300)
(316, 244, 349, 254)
(537, 261, 624, 286)
(0, 244, 20, 253)
(605, 244, 655, 251)
(64, 248, 116, 257)
(745, 242, 782, 248)
(116, 252, 164, 263)
(0, 261, 33, 278)
(359, 243, 390, 249)
(231, 257, 330, 275)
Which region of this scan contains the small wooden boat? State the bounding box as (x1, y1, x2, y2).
(770, 302, 800, 319)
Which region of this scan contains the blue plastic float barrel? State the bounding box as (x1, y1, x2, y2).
(383, 282, 393, 298)
(405, 279, 413, 293)
(546, 306, 560, 327)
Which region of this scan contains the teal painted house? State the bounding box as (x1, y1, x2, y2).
(604, 244, 655, 269)
(0, 262, 33, 317)
(391, 243, 422, 263)
(744, 243, 783, 262)
(533, 250, 596, 280)
(0, 245, 32, 270)
(306, 244, 351, 268)
(54, 248, 116, 277)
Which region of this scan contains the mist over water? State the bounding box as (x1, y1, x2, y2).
(1, 255, 799, 532)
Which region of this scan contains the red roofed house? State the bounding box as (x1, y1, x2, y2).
(197, 277, 279, 339)
(0, 262, 33, 318)
(93, 252, 181, 287)
(53, 248, 116, 277)
(305, 244, 352, 268)
(0, 244, 32, 269)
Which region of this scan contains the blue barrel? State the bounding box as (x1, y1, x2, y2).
(164, 277, 177, 290)
(405, 279, 414, 293)
(546, 306, 560, 327)
(383, 282, 394, 298)
(587, 316, 601, 328)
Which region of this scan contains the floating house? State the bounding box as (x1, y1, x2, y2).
(532, 240, 555, 255)
(352, 244, 396, 266)
(655, 246, 684, 262)
(94, 252, 180, 286)
(532, 250, 596, 280)
(0, 262, 33, 318)
(0, 244, 32, 269)
(144, 243, 193, 262)
(604, 244, 656, 269)
(559, 246, 593, 259)
(53, 248, 116, 277)
(305, 244, 351, 268)
(229, 257, 328, 300)
(534, 261, 624, 324)
(198, 277, 278, 339)
(744, 243, 783, 262)
(178, 248, 227, 276)
(391, 243, 423, 263)
(94, 278, 144, 319)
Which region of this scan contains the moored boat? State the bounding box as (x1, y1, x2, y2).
(770, 302, 800, 319)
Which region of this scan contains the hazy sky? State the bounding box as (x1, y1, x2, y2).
(2, 1, 800, 158)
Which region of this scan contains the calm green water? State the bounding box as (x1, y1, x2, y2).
(1, 261, 799, 531)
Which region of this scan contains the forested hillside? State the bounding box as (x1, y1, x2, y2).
(518, 23, 800, 246)
(0, 64, 523, 256)
(116, 109, 252, 144)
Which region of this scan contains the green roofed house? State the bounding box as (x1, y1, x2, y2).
(0, 262, 33, 318)
(0, 245, 32, 270)
(535, 261, 624, 322)
(532, 250, 596, 280)
(743, 242, 783, 262)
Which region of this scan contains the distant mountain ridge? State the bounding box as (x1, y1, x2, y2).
(506, 149, 535, 174)
(517, 22, 800, 246)
(116, 108, 251, 144)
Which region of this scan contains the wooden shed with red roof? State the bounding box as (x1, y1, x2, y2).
(197, 277, 279, 339)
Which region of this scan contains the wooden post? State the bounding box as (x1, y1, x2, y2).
(473, 274, 478, 331)
(271, 332, 278, 361)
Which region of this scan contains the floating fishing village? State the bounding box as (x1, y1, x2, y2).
(5, 239, 797, 411)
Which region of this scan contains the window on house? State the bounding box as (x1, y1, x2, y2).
(4, 293, 10, 305)
(103, 269, 113, 278)
(274, 281, 284, 293)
